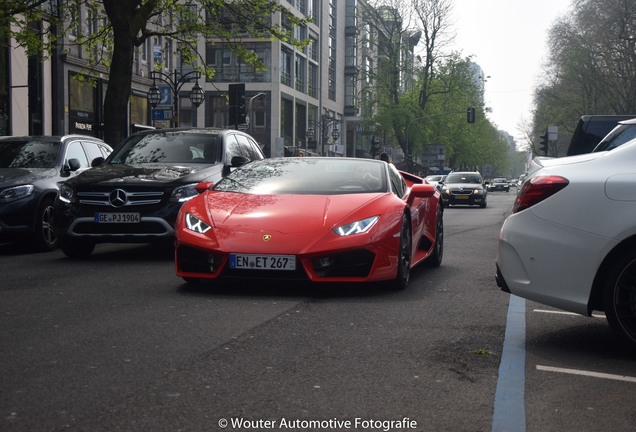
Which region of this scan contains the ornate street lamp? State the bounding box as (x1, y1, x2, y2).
(146, 69, 204, 127)
(189, 81, 205, 107)
(147, 84, 162, 107)
(331, 126, 340, 141)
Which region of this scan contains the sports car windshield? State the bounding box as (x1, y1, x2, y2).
(214, 158, 388, 195)
(0, 140, 60, 168)
(108, 131, 220, 165)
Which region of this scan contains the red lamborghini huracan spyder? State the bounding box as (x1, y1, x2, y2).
(175, 157, 443, 289)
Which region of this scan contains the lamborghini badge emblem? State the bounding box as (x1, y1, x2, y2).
(262, 235, 272, 242)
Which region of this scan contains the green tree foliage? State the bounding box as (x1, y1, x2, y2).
(2, 0, 310, 145)
(359, 0, 512, 173)
(532, 0, 636, 155)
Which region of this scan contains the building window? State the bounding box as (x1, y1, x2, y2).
(206, 43, 271, 83)
(295, 55, 306, 93)
(328, 0, 337, 101)
(281, 48, 292, 87)
(308, 63, 318, 98)
(345, 75, 356, 106)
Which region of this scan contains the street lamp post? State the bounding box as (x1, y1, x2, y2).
(307, 116, 341, 156)
(147, 69, 205, 128)
(247, 93, 266, 132)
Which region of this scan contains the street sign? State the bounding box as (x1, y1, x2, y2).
(152, 109, 173, 121)
(157, 86, 172, 106)
(153, 44, 162, 61)
(548, 126, 558, 141)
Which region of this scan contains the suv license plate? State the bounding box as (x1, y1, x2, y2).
(95, 212, 141, 223)
(230, 254, 296, 270)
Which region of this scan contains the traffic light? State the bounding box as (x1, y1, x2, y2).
(228, 83, 246, 129)
(467, 108, 475, 124)
(539, 133, 549, 156)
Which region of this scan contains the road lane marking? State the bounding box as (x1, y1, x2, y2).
(533, 309, 605, 318)
(492, 295, 526, 432)
(537, 365, 636, 383)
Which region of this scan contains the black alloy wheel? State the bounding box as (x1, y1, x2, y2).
(603, 251, 636, 347)
(389, 213, 411, 290)
(426, 205, 443, 267)
(32, 197, 59, 251)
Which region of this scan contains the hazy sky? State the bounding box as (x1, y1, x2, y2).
(450, 0, 573, 144)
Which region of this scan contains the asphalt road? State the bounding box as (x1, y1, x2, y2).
(1, 191, 634, 432)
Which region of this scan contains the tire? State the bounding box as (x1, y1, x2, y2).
(603, 251, 636, 347)
(480, 200, 487, 208)
(388, 213, 411, 290)
(30, 197, 58, 251)
(61, 238, 95, 258)
(426, 205, 443, 267)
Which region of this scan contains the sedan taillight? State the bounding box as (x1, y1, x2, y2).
(513, 176, 569, 213)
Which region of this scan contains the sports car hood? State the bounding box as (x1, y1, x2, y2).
(0, 167, 57, 187)
(205, 192, 385, 234)
(66, 163, 223, 187)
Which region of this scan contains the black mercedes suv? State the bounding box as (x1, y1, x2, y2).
(54, 128, 264, 257)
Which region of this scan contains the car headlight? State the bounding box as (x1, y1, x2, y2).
(185, 212, 211, 234)
(171, 183, 198, 202)
(0, 185, 35, 203)
(333, 215, 379, 236)
(58, 184, 76, 203)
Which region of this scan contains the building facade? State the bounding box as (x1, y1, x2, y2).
(0, 1, 416, 160)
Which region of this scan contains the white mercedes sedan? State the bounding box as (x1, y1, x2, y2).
(496, 138, 636, 347)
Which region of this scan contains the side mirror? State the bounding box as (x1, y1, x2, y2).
(195, 182, 215, 194)
(91, 157, 105, 167)
(407, 183, 436, 204)
(230, 155, 250, 167)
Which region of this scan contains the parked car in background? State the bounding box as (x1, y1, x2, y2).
(496, 137, 636, 347)
(566, 115, 636, 156)
(424, 174, 445, 189)
(439, 171, 487, 208)
(175, 157, 443, 290)
(0, 135, 112, 251)
(592, 118, 636, 153)
(54, 128, 264, 257)
(488, 178, 510, 192)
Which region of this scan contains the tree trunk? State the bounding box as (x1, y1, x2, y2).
(102, 0, 142, 146)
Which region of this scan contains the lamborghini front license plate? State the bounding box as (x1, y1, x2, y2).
(229, 254, 296, 270)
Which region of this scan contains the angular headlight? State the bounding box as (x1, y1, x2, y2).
(0, 185, 35, 203)
(171, 183, 198, 202)
(333, 215, 379, 236)
(185, 212, 211, 234)
(57, 184, 76, 203)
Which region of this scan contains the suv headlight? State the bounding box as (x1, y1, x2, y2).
(58, 184, 76, 203)
(171, 183, 198, 202)
(0, 185, 35, 203)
